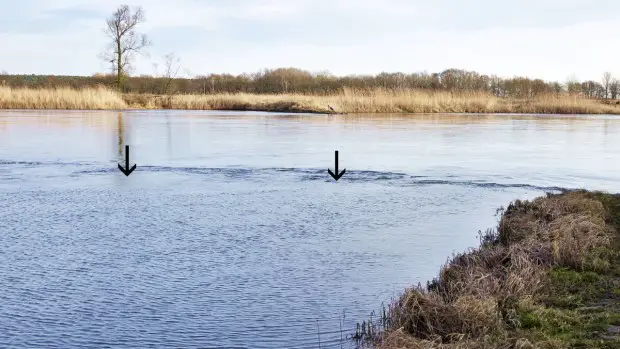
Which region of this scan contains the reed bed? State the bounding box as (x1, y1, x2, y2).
(2, 86, 620, 114)
(126, 92, 332, 113)
(0, 86, 127, 110)
(132, 88, 620, 114)
(358, 191, 620, 349)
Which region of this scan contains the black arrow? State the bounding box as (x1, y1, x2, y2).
(328, 150, 346, 181)
(118, 145, 136, 176)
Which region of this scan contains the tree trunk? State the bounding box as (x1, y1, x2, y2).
(116, 38, 122, 91)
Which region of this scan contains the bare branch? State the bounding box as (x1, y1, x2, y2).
(159, 52, 182, 94)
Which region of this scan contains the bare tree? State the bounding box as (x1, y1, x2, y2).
(102, 5, 150, 91)
(160, 52, 181, 95)
(610, 79, 619, 100)
(566, 74, 581, 95)
(602, 71, 612, 99)
(195, 75, 208, 94)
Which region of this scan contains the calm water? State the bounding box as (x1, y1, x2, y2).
(1, 110, 620, 348)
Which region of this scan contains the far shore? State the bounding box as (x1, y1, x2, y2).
(2, 86, 620, 115)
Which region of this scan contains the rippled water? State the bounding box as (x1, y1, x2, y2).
(1, 110, 619, 348)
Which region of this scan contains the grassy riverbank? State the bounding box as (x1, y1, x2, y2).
(3, 86, 620, 114)
(361, 190, 620, 348)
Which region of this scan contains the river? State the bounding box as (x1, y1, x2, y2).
(1, 110, 619, 348)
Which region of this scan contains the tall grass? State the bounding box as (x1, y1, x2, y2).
(124, 92, 333, 113)
(152, 88, 498, 113)
(0, 86, 126, 109)
(129, 88, 620, 114)
(2, 86, 620, 114)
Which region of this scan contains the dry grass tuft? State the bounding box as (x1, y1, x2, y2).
(373, 191, 617, 349)
(0, 86, 126, 109)
(498, 192, 610, 271)
(376, 327, 515, 349)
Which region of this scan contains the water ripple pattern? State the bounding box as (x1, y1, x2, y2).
(4, 160, 571, 192)
(2, 111, 620, 348)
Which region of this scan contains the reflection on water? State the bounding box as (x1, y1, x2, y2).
(116, 112, 124, 157)
(0, 110, 619, 348)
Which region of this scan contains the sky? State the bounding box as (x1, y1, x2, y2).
(1, 0, 620, 82)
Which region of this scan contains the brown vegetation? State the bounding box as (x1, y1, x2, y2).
(3, 67, 620, 113)
(3, 86, 620, 114)
(0, 86, 126, 109)
(363, 191, 620, 349)
(0, 68, 618, 99)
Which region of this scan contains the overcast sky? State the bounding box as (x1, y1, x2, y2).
(1, 0, 619, 81)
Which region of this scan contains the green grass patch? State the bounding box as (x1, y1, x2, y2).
(542, 268, 605, 308)
(516, 302, 620, 347)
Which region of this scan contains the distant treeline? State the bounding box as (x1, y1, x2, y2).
(1, 68, 618, 98)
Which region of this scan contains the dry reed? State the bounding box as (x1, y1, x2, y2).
(2, 86, 620, 114)
(151, 88, 620, 114)
(0, 86, 126, 109)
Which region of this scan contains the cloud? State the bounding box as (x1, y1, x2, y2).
(0, 0, 619, 81)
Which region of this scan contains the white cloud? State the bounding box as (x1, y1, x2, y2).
(1, 0, 619, 82)
(230, 1, 301, 20)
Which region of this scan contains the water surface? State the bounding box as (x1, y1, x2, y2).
(1, 110, 619, 348)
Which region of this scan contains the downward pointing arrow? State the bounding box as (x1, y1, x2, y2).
(118, 145, 137, 176)
(328, 150, 346, 181)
